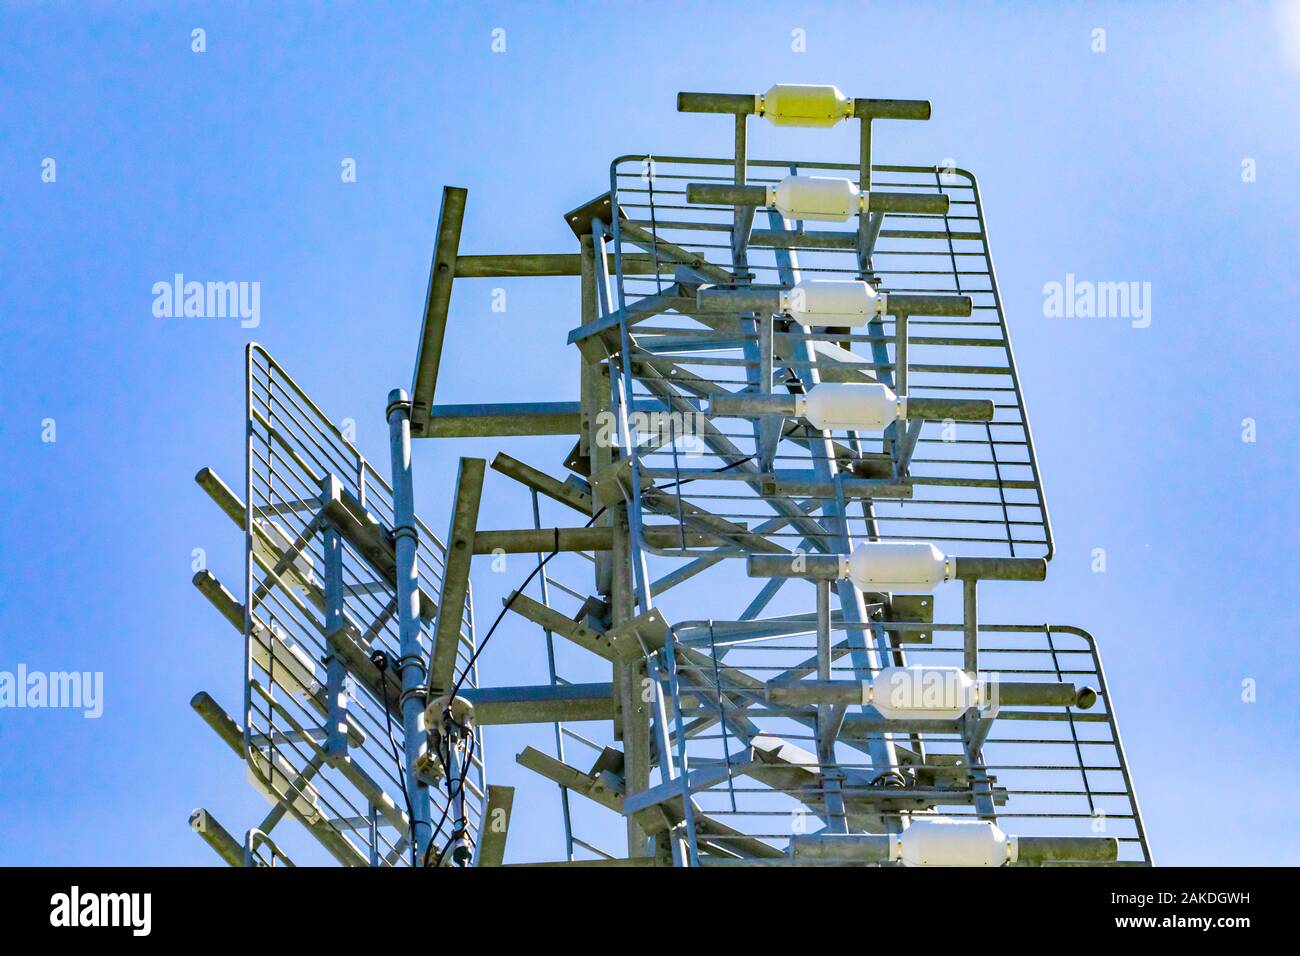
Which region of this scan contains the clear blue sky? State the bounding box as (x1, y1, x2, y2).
(1, 1, 1296, 865)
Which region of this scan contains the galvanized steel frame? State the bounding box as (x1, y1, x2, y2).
(188, 86, 1149, 868)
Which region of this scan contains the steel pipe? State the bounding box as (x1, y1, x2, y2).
(1017, 836, 1118, 864)
(697, 286, 971, 318)
(852, 98, 932, 121)
(790, 832, 1117, 864)
(411, 186, 467, 431)
(994, 681, 1097, 709)
(685, 183, 769, 206)
(766, 476, 914, 500)
(952, 557, 1048, 581)
(904, 397, 994, 421)
(768, 679, 864, 707)
(747, 552, 842, 580)
(885, 293, 972, 317)
(767, 677, 1094, 709)
(386, 389, 433, 862)
(458, 683, 616, 725)
(685, 182, 949, 217)
(677, 91, 759, 114)
(866, 192, 949, 215)
(709, 391, 992, 423)
(789, 833, 891, 862)
(676, 92, 930, 122)
(696, 286, 785, 314)
(189, 808, 245, 867)
(710, 392, 800, 418)
(472, 525, 731, 554)
(750, 552, 1048, 586)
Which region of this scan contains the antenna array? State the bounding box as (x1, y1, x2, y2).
(190, 85, 1150, 867)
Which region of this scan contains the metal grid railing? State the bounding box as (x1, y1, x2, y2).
(243, 344, 485, 866)
(605, 156, 1051, 562)
(661, 622, 1150, 865)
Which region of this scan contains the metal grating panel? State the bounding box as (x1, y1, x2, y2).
(242, 344, 484, 866)
(603, 156, 1051, 561)
(661, 621, 1150, 865)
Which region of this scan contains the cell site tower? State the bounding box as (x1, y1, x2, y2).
(188, 85, 1150, 867)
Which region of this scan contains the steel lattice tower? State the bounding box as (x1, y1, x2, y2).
(189, 85, 1150, 868)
